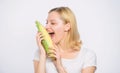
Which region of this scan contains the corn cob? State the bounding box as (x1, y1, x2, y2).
(35, 21, 55, 60)
(35, 21, 52, 53)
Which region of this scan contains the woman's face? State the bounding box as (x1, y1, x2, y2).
(45, 11, 69, 44)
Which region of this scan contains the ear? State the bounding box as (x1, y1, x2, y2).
(64, 23, 71, 32)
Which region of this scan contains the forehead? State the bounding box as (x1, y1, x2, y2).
(47, 11, 60, 20)
(46, 11, 65, 23)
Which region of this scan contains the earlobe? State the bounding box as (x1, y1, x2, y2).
(64, 23, 71, 32)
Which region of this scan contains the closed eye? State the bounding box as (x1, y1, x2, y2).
(51, 23, 56, 25)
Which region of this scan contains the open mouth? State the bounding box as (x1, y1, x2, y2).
(49, 32, 55, 38)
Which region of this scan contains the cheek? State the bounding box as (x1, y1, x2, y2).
(55, 26, 65, 36)
(53, 27, 65, 43)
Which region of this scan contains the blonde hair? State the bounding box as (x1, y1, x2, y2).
(49, 7, 82, 50)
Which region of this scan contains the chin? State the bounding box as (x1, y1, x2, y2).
(52, 39, 58, 44)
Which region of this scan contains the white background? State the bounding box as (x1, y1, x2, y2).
(0, 0, 120, 73)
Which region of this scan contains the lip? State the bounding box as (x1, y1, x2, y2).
(48, 32, 55, 39)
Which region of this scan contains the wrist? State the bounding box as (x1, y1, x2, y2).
(40, 55, 46, 61)
(56, 65, 67, 73)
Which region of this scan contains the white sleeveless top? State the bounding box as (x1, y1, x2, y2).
(33, 46, 97, 73)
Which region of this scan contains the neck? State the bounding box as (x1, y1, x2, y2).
(57, 39, 73, 53)
(57, 39, 66, 50)
(56, 32, 72, 52)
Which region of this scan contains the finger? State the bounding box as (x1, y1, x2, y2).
(37, 32, 43, 37)
(47, 53, 57, 58)
(52, 43, 59, 50)
(48, 49, 56, 55)
(39, 37, 44, 42)
(36, 33, 44, 40)
(48, 45, 60, 57)
(48, 49, 60, 59)
(36, 32, 41, 39)
(36, 35, 44, 42)
(36, 32, 44, 37)
(48, 47, 56, 52)
(36, 33, 44, 46)
(36, 31, 41, 35)
(47, 49, 57, 57)
(48, 54, 56, 60)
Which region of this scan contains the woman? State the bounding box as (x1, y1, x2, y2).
(33, 7, 96, 73)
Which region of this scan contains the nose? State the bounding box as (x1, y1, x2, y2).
(45, 23, 51, 29)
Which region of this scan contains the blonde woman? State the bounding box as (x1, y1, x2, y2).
(34, 7, 97, 73)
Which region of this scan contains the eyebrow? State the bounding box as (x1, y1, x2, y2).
(46, 19, 56, 22)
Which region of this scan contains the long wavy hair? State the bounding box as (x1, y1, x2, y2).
(49, 7, 82, 50)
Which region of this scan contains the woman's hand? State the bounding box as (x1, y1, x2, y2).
(35, 32, 46, 73)
(47, 43, 61, 64)
(36, 32, 66, 73)
(48, 44, 67, 73)
(36, 32, 46, 58)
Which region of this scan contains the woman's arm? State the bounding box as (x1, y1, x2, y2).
(81, 66, 96, 73)
(54, 64, 67, 73)
(33, 32, 47, 73)
(33, 56, 46, 73)
(49, 44, 67, 73)
(34, 61, 39, 73)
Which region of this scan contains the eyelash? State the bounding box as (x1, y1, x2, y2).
(51, 23, 55, 25)
(46, 21, 56, 25)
